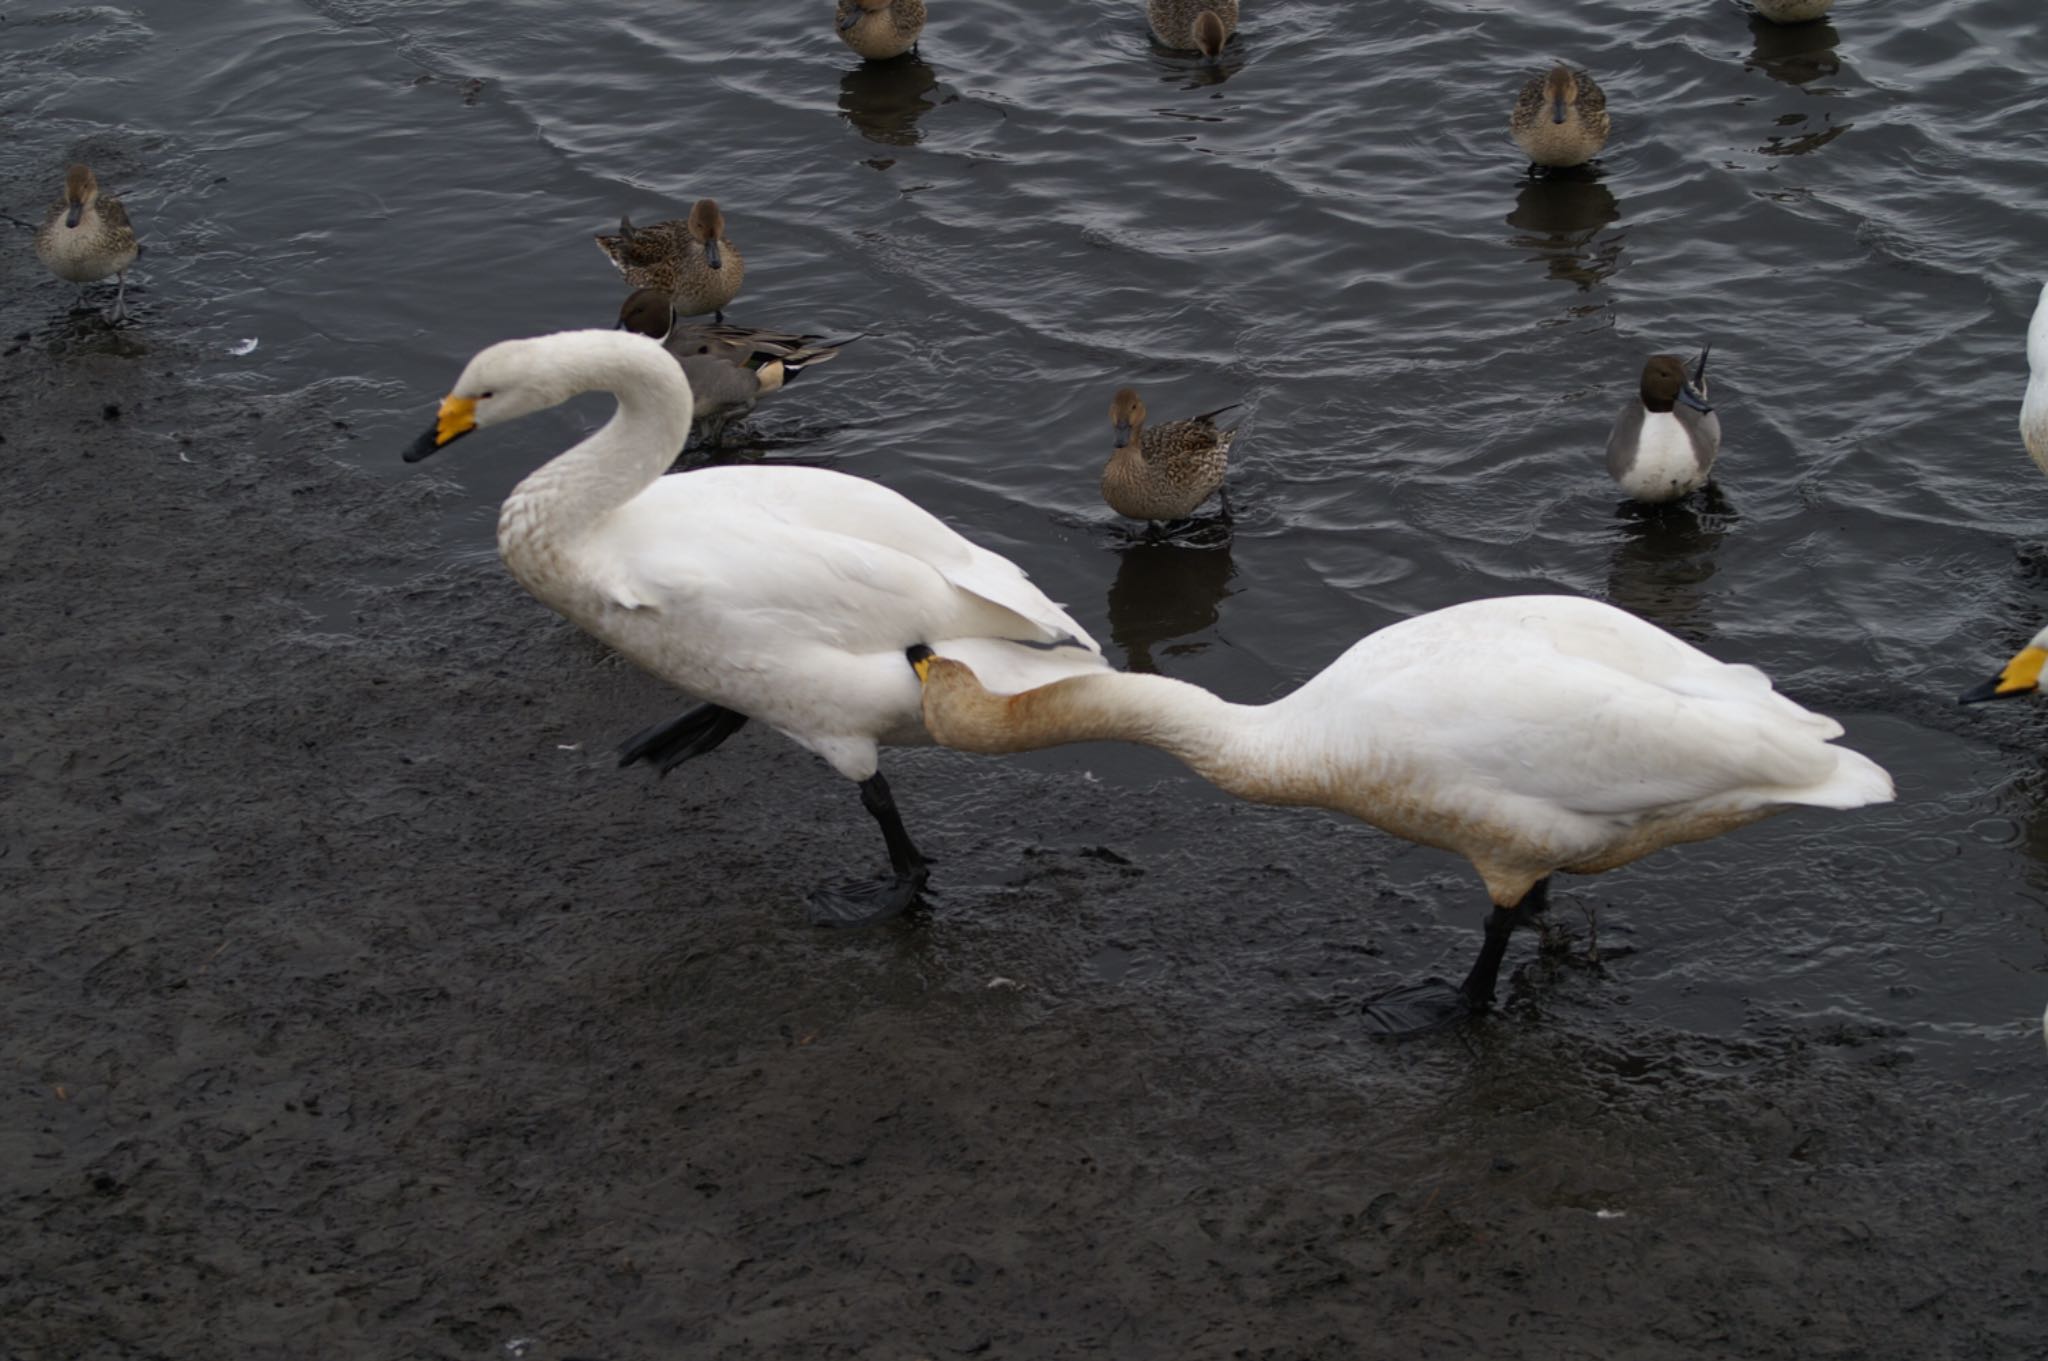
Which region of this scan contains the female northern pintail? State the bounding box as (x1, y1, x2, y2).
(1751, 0, 1836, 22)
(836, 0, 926, 61)
(594, 199, 743, 322)
(1147, 0, 1237, 56)
(2022, 283, 2048, 475)
(615, 289, 856, 447)
(34, 164, 141, 322)
(1101, 387, 1239, 523)
(1605, 349, 1720, 504)
(1511, 64, 1610, 171)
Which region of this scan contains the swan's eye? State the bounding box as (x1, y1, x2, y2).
(479, 390, 495, 400)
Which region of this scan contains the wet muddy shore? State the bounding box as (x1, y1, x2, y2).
(5, 223, 2044, 1361)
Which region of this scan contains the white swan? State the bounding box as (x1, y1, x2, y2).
(907, 594, 1894, 1032)
(405, 328, 1106, 923)
(2022, 283, 2048, 475)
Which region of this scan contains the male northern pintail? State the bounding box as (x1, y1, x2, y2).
(836, 0, 926, 61)
(615, 288, 856, 447)
(1511, 64, 1610, 170)
(594, 199, 743, 322)
(2022, 283, 2048, 475)
(1147, 0, 1237, 56)
(1605, 349, 1720, 504)
(35, 164, 141, 323)
(1101, 387, 1239, 523)
(1751, 0, 1836, 22)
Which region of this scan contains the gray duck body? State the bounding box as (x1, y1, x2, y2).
(594, 201, 743, 319)
(616, 289, 854, 446)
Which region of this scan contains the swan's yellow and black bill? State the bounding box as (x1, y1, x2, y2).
(906, 644, 935, 682)
(1959, 644, 2048, 704)
(403, 395, 478, 463)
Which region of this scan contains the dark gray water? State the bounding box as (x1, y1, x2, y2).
(14, 1, 2048, 1096)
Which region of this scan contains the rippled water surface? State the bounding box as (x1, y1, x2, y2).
(13, 0, 2048, 1083)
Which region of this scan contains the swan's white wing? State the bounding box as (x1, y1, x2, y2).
(1332, 596, 1889, 816)
(654, 466, 1102, 653)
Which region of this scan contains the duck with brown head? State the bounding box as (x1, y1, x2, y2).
(594, 199, 744, 322)
(836, 0, 926, 61)
(1101, 386, 1239, 524)
(1147, 0, 1238, 53)
(35, 164, 141, 323)
(1606, 348, 1720, 504)
(1511, 64, 1610, 171)
(907, 593, 1892, 1035)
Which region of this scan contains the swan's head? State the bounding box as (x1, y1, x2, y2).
(616, 288, 677, 343)
(1193, 10, 1228, 58)
(402, 330, 678, 463)
(1110, 387, 1147, 449)
(689, 199, 729, 270)
(62, 163, 99, 227)
(1959, 625, 2048, 704)
(906, 645, 997, 749)
(1640, 354, 1712, 416)
(1542, 65, 1582, 124)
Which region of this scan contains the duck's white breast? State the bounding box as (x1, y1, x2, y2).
(1616, 412, 1708, 502)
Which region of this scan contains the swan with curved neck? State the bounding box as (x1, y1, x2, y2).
(908, 594, 1893, 1032)
(404, 328, 1105, 925)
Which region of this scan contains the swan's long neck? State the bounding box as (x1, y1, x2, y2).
(923, 664, 1317, 806)
(498, 342, 693, 583)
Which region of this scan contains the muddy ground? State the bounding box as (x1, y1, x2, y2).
(4, 222, 2044, 1361)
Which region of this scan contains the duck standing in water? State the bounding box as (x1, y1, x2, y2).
(614, 289, 857, 448)
(835, 0, 926, 61)
(908, 594, 1892, 1034)
(1147, 0, 1237, 55)
(1101, 386, 1239, 524)
(1511, 64, 1610, 171)
(595, 199, 743, 322)
(403, 328, 1106, 926)
(35, 164, 141, 323)
(1751, 0, 1836, 22)
(1606, 349, 1720, 503)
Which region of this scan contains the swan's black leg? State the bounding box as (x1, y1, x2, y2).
(617, 704, 749, 775)
(1359, 878, 1548, 1037)
(808, 772, 930, 928)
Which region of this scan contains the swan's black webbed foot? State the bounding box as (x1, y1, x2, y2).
(1359, 979, 1486, 1036)
(617, 704, 749, 775)
(807, 865, 930, 928)
(807, 771, 931, 927)
(1359, 892, 1535, 1038)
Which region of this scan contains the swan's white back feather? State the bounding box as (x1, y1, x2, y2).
(2024, 283, 2048, 473)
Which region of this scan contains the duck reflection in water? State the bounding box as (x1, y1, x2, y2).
(839, 55, 941, 148)
(1745, 14, 1842, 88)
(1505, 171, 1622, 292)
(1105, 525, 1236, 674)
(1603, 487, 1737, 646)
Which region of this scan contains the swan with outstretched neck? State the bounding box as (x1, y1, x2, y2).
(404, 328, 1105, 924)
(908, 595, 1893, 1033)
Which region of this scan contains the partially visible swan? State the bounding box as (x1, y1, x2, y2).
(1606, 348, 1720, 503)
(2022, 283, 2048, 475)
(404, 329, 1106, 924)
(907, 595, 1893, 1032)
(1958, 624, 2048, 704)
(1511, 64, 1610, 171)
(35, 164, 140, 323)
